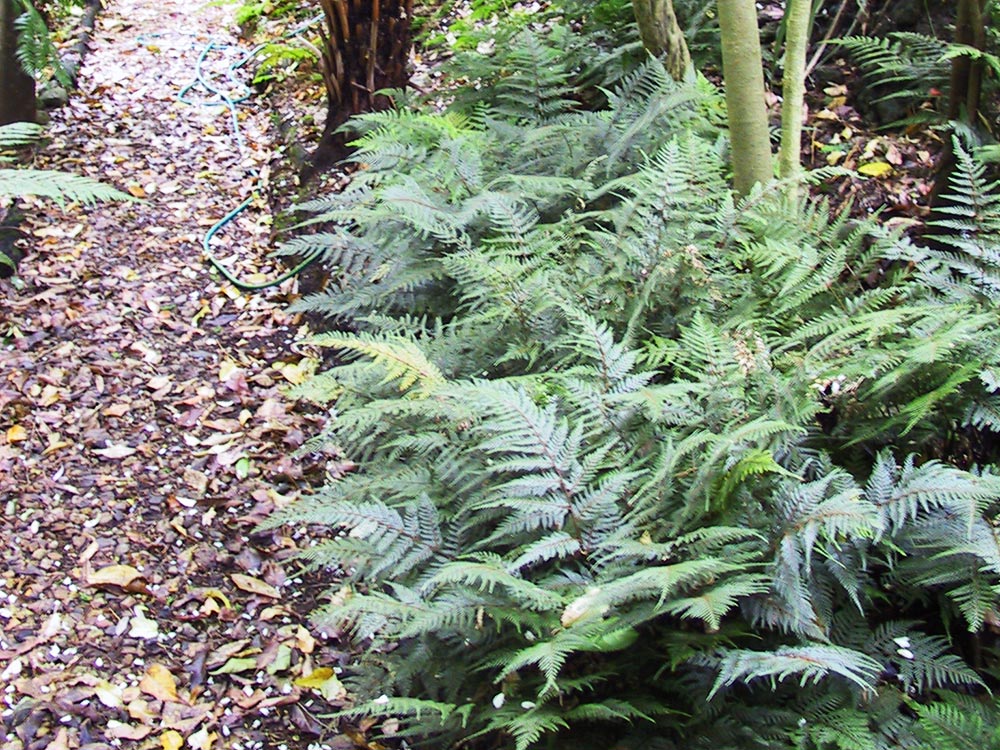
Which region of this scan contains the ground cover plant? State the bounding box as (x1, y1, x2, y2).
(265, 10, 1000, 749)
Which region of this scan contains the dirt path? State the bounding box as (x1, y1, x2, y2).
(0, 1, 347, 748)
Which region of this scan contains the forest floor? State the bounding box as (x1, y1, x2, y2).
(0, 0, 355, 748)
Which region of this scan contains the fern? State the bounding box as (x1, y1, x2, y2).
(269, 19, 1000, 749)
(0, 168, 133, 206)
(12, 0, 71, 86)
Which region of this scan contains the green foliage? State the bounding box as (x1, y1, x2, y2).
(834, 30, 999, 126)
(12, 0, 71, 86)
(269, 19, 1000, 750)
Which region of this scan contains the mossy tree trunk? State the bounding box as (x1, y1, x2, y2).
(717, 0, 772, 197)
(0, 0, 36, 126)
(632, 0, 690, 81)
(777, 0, 810, 184)
(306, 0, 413, 177)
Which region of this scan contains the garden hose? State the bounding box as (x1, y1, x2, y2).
(203, 195, 319, 291)
(160, 17, 324, 290)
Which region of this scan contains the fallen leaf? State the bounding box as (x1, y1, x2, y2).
(295, 626, 316, 654)
(87, 564, 144, 588)
(858, 161, 893, 178)
(161, 730, 184, 750)
(147, 374, 172, 390)
(103, 403, 131, 417)
(218, 359, 241, 383)
(139, 663, 179, 702)
(187, 726, 216, 750)
(94, 679, 125, 709)
(210, 656, 258, 675)
(128, 697, 158, 722)
(294, 667, 347, 700)
(231, 573, 280, 599)
(6, 424, 28, 443)
(129, 606, 160, 640)
(93, 443, 137, 459)
(107, 720, 152, 740)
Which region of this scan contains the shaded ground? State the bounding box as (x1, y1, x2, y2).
(0, 1, 353, 747)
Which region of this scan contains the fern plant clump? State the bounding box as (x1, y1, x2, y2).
(267, 24, 1000, 750)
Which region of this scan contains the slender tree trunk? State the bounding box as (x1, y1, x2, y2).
(0, 0, 36, 125)
(632, 0, 691, 81)
(947, 0, 986, 123)
(778, 0, 810, 183)
(929, 0, 987, 209)
(305, 0, 413, 179)
(717, 0, 772, 196)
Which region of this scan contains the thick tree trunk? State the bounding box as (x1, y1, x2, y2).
(0, 0, 36, 125)
(777, 0, 810, 184)
(717, 0, 772, 196)
(632, 0, 691, 81)
(304, 0, 413, 179)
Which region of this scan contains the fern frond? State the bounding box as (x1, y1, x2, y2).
(708, 644, 883, 698)
(0, 168, 133, 206)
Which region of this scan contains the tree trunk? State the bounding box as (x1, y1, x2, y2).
(717, 0, 772, 197)
(632, 0, 691, 81)
(0, 0, 36, 126)
(929, 0, 987, 209)
(777, 0, 810, 184)
(305, 0, 413, 179)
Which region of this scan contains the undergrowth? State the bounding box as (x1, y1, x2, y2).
(266, 21, 1000, 750)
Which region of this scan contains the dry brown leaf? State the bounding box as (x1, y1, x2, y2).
(93, 443, 137, 459)
(295, 625, 316, 654)
(139, 663, 180, 703)
(86, 564, 144, 588)
(106, 720, 152, 740)
(231, 573, 280, 599)
(103, 403, 131, 417)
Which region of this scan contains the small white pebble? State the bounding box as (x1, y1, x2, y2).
(492, 693, 505, 709)
(897, 648, 915, 660)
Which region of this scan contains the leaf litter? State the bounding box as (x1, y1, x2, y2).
(0, 0, 356, 747)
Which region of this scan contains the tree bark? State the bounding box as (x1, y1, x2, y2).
(929, 0, 987, 210)
(304, 0, 413, 179)
(717, 0, 772, 197)
(777, 0, 810, 183)
(632, 0, 691, 81)
(0, 0, 36, 125)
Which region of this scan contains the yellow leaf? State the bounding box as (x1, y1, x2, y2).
(218, 359, 241, 383)
(201, 588, 232, 610)
(139, 663, 179, 703)
(6, 424, 27, 443)
(858, 161, 893, 178)
(161, 730, 184, 750)
(294, 667, 348, 700)
(127, 184, 147, 199)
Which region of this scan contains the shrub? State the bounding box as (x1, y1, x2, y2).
(268, 29, 1000, 750)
